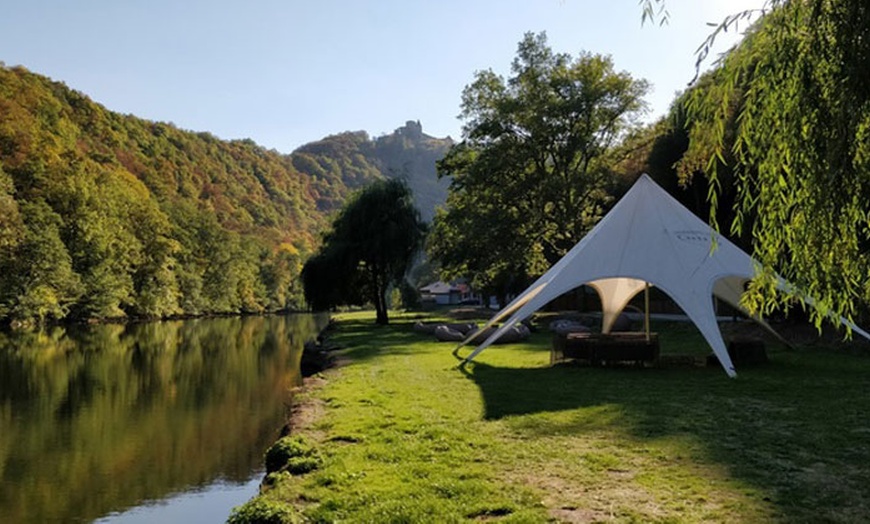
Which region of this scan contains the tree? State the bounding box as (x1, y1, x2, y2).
(301, 179, 426, 325)
(0, 168, 24, 320)
(677, 0, 870, 327)
(428, 32, 649, 298)
(261, 242, 305, 310)
(2, 200, 83, 323)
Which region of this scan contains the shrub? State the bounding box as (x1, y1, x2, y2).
(261, 471, 290, 489)
(227, 497, 301, 524)
(264, 435, 321, 474)
(286, 455, 322, 475)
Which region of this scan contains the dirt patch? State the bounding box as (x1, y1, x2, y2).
(510, 470, 614, 523)
(549, 507, 611, 523)
(510, 454, 701, 523)
(286, 375, 330, 435)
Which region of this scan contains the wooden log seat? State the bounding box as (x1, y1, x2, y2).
(552, 331, 660, 366)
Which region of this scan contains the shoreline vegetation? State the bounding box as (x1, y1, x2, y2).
(230, 309, 870, 523)
(1, 307, 314, 331)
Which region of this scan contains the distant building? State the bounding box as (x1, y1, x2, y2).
(419, 281, 478, 306)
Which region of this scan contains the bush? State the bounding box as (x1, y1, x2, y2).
(399, 279, 421, 310)
(287, 455, 321, 475)
(227, 497, 301, 524)
(264, 435, 321, 474)
(261, 471, 290, 489)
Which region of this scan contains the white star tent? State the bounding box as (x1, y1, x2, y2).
(457, 174, 870, 377)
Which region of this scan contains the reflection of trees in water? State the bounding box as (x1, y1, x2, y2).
(0, 314, 327, 524)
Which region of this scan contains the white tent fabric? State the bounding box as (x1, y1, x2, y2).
(458, 174, 870, 377)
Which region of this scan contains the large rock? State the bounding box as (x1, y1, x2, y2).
(549, 319, 590, 335)
(434, 325, 465, 342)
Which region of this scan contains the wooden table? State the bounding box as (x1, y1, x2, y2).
(552, 332, 660, 366)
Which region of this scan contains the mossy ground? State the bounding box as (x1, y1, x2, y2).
(245, 311, 870, 523)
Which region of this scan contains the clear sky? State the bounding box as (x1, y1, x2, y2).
(0, 0, 763, 153)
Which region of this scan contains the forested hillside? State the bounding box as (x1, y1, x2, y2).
(0, 65, 449, 324)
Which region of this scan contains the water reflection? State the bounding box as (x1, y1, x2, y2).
(95, 475, 262, 524)
(0, 314, 328, 523)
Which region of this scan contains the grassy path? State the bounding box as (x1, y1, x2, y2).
(244, 312, 870, 523)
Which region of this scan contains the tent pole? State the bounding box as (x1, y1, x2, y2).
(644, 282, 650, 342)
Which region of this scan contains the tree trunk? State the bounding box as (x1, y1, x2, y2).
(375, 306, 388, 325)
(496, 286, 508, 311)
(375, 287, 389, 325)
(372, 270, 389, 325)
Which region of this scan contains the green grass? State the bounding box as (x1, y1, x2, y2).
(251, 311, 870, 523)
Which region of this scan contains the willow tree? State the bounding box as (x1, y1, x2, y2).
(429, 32, 649, 299)
(301, 179, 425, 325)
(678, 0, 870, 327)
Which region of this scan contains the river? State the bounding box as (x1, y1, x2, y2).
(0, 313, 329, 523)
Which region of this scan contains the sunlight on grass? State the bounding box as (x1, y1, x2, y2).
(250, 310, 870, 522)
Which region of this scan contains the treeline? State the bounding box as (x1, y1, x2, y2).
(0, 65, 326, 323)
(0, 66, 448, 325)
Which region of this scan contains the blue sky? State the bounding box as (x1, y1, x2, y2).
(1, 0, 762, 153)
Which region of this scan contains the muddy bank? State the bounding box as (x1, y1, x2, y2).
(299, 318, 340, 377)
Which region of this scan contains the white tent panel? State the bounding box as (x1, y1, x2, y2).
(712, 276, 749, 311)
(587, 278, 647, 334)
(712, 276, 790, 346)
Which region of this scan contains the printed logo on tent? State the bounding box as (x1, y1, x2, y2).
(674, 230, 711, 244)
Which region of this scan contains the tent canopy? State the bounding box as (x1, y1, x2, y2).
(458, 174, 870, 377)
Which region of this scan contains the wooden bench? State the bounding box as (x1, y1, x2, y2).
(552, 332, 660, 366)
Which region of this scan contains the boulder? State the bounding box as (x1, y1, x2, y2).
(434, 325, 465, 342)
(549, 319, 590, 335)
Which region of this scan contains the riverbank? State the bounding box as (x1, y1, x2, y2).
(230, 310, 870, 522)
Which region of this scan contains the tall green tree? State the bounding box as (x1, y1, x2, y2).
(429, 32, 649, 299)
(301, 179, 426, 325)
(678, 0, 870, 326)
(260, 242, 304, 311)
(2, 200, 83, 323)
(0, 166, 22, 258)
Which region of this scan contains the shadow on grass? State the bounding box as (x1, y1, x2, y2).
(332, 316, 555, 363)
(331, 317, 433, 362)
(463, 352, 870, 521)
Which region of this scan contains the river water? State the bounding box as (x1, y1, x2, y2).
(0, 314, 328, 523)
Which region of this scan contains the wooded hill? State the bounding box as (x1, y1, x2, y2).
(293, 120, 452, 222)
(0, 65, 450, 324)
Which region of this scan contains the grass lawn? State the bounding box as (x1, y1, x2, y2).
(246, 311, 870, 523)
